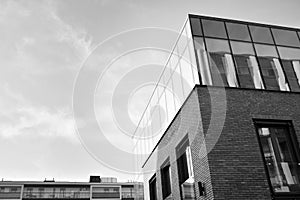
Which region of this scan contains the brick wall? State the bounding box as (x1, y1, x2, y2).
(143, 85, 300, 200)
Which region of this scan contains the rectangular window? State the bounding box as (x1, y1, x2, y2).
(255, 121, 300, 196)
(272, 29, 300, 48)
(176, 136, 195, 200)
(161, 159, 171, 199)
(255, 44, 290, 91)
(231, 41, 264, 89)
(202, 19, 227, 39)
(149, 174, 157, 200)
(226, 22, 251, 41)
(250, 26, 274, 44)
(190, 17, 202, 36)
(206, 38, 238, 87)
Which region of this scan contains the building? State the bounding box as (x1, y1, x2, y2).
(133, 14, 300, 200)
(0, 176, 143, 200)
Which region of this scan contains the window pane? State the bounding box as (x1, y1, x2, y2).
(278, 47, 300, 92)
(206, 39, 238, 87)
(255, 44, 278, 57)
(202, 19, 227, 38)
(231, 41, 254, 55)
(231, 42, 264, 89)
(149, 176, 157, 200)
(161, 164, 171, 199)
(258, 57, 289, 91)
(272, 29, 300, 47)
(226, 22, 251, 41)
(278, 47, 300, 60)
(194, 37, 212, 85)
(250, 26, 274, 44)
(190, 17, 202, 36)
(257, 125, 300, 193)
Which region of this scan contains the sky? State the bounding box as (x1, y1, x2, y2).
(1, 0, 300, 182)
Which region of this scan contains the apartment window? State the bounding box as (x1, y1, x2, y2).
(255, 121, 300, 195)
(176, 136, 195, 200)
(226, 22, 251, 41)
(202, 19, 227, 39)
(231, 41, 264, 89)
(206, 38, 238, 87)
(250, 26, 274, 44)
(161, 159, 171, 199)
(255, 44, 289, 91)
(149, 175, 157, 200)
(272, 29, 300, 48)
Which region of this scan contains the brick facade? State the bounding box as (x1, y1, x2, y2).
(143, 85, 300, 200)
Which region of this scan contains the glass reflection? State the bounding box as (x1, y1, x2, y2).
(231, 41, 264, 89)
(250, 26, 274, 44)
(202, 19, 227, 39)
(278, 47, 300, 92)
(272, 29, 300, 47)
(206, 38, 238, 87)
(226, 23, 251, 41)
(255, 44, 289, 91)
(190, 17, 202, 36)
(194, 37, 212, 85)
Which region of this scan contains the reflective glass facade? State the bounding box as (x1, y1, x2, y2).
(190, 15, 300, 92)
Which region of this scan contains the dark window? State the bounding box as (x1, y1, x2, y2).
(255, 121, 300, 195)
(277, 47, 300, 92)
(231, 41, 264, 89)
(176, 136, 195, 200)
(226, 22, 251, 41)
(272, 29, 300, 47)
(149, 175, 157, 200)
(206, 38, 238, 87)
(190, 17, 202, 36)
(255, 44, 289, 91)
(250, 26, 274, 44)
(202, 19, 227, 39)
(161, 160, 171, 199)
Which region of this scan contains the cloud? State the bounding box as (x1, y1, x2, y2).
(0, 85, 79, 144)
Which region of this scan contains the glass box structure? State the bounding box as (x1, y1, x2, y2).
(134, 14, 300, 200)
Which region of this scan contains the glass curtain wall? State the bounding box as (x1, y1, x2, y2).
(190, 15, 300, 92)
(133, 18, 200, 169)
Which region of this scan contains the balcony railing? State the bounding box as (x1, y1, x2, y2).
(22, 191, 90, 199)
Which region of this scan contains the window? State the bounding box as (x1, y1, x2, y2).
(231, 41, 264, 89)
(190, 17, 202, 36)
(255, 121, 300, 195)
(206, 38, 238, 87)
(255, 44, 289, 91)
(193, 37, 211, 85)
(278, 47, 300, 92)
(202, 19, 227, 39)
(176, 136, 195, 200)
(149, 174, 157, 200)
(250, 26, 274, 44)
(272, 29, 300, 48)
(161, 159, 171, 199)
(226, 22, 251, 41)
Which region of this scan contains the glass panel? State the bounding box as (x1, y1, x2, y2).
(272, 29, 300, 47)
(226, 22, 251, 41)
(255, 44, 278, 57)
(278, 47, 300, 60)
(250, 26, 274, 44)
(194, 37, 211, 85)
(190, 17, 202, 36)
(206, 38, 238, 87)
(278, 47, 300, 92)
(258, 126, 300, 193)
(258, 57, 289, 91)
(202, 19, 227, 39)
(231, 41, 264, 89)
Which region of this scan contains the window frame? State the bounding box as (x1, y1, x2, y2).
(149, 174, 157, 200)
(254, 120, 300, 199)
(160, 158, 172, 199)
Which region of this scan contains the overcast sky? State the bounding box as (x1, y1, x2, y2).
(1, 0, 300, 182)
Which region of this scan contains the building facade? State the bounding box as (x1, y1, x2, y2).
(134, 14, 300, 200)
(0, 176, 143, 200)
